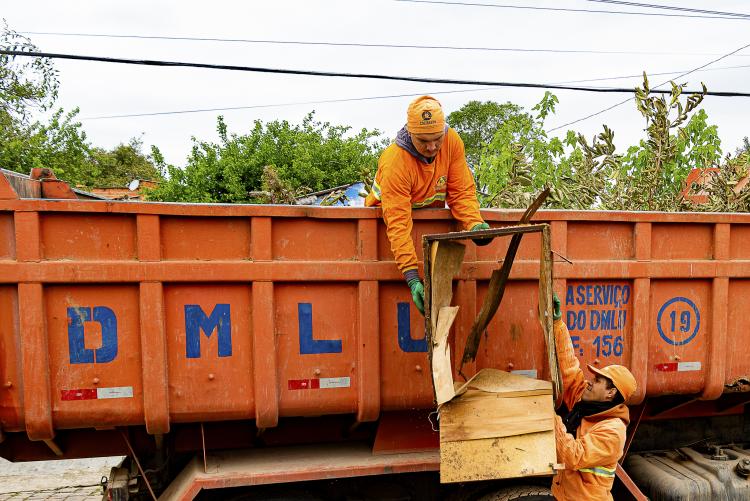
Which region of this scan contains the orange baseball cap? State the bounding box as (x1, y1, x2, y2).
(587, 364, 637, 402)
(406, 96, 445, 134)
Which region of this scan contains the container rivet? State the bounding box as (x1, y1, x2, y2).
(92, 378, 100, 385)
(314, 369, 321, 376)
(673, 355, 681, 361)
(594, 359, 601, 365)
(415, 365, 422, 372)
(507, 362, 515, 370)
(3, 381, 11, 388)
(208, 373, 215, 381)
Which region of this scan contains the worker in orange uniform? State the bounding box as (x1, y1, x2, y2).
(365, 96, 490, 314)
(551, 293, 637, 501)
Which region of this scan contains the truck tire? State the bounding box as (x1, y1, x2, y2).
(474, 485, 554, 501)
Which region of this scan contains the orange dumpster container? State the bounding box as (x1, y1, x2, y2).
(2, 199, 749, 431)
(1, 171, 749, 499)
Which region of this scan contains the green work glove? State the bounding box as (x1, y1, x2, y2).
(408, 278, 425, 315)
(471, 222, 493, 246)
(552, 292, 562, 321)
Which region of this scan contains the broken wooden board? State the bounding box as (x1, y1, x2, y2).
(453, 368, 552, 398)
(429, 240, 465, 337)
(433, 306, 460, 406)
(440, 391, 553, 442)
(440, 431, 556, 483)
(439, 368, 556, 483)
(459, 188, 550, 374)
(427, 240, 465, 405)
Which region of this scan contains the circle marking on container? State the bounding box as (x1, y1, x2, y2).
(656, 296, 700, 346)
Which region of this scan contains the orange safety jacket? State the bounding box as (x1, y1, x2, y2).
(551, 319, 630, 501)
(364, 128, 483, 273)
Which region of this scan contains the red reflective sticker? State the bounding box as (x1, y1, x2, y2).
(288, 379, 311, 390)
(655, 363, 678, 372)
(310, 378, 320, 389)
(61, 388, 97, 400)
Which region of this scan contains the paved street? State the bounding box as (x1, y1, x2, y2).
(0, 457, 123, 500)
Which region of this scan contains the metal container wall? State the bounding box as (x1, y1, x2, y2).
(1, 199, 750, 440)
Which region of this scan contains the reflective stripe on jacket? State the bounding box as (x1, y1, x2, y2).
(551, 319, 630, 501)
(364, 128, 483, 273)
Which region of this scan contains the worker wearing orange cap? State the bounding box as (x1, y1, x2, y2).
(550, 293, 637, 501)
(365, 96, 489, 314)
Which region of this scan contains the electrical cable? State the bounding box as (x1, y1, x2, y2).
(548, 41, 750, 132)
(394, 0, 750, 21)
(586, 0, 750, 19)
(18, 30, 750, 58)
(81, 63, 750, 120)
(3, 50, 750, 99)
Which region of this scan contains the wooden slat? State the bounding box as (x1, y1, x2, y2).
(440, 392, 554, 442)
(433, 306, 460, 406)
(440, 431, 556, 482)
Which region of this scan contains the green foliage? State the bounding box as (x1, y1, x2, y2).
(464, 75, 721, 211)
(0, 20, 58, 122)
(701, 152, 750, 212)
(604, 75, 710, 211)
(88, 138, 162, 187)
(147, 113, 385, 203)
(738, 137, 750, 156)
(447, 100, 524, 166)
(1, 22, 160, 189)
(0, 107, 90, 178)
(473, 92, 567, 207)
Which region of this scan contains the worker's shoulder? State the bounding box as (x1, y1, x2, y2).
(445, 127, 462, 143)
(379, 143, 415, 172)
(379, 142, 404, 161)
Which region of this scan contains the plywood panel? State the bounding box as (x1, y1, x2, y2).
(440, 392, 553, 442)
(440, 431, 556, 482)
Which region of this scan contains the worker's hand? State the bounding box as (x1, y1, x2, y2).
(552, 292, 562, 321)
(471, 222, 493, 246)
(407, 278, 425, 315)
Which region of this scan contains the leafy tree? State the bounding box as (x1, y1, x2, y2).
(473, 75, 720, 211)
(1, 22, 160, 188)
(0, 20, 58, 122)
(737, 137, 750, 156)
(0, 107, 91, 179)
(603, 76, 711, 211)
(474, 92, 569, 207)
(88, 138, 162, 187)
(148, 113, 385, 203)
(447, 100, 524, 166)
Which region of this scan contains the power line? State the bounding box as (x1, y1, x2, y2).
(394, 0, 750, 21)
(586, 0, 750, 19)
(4, 50, 750, 99)
(18, 30, 750, 58)
(548, 41, 750, 132)
(81, 63, 750, 120)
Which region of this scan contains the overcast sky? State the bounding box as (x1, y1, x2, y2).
(4, 0, 750, 167)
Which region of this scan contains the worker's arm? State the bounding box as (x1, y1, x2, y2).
(445, 130, 484, 231)
(554, 318, 587, 411)
(554, 415, 626, 470)
(378, 157, 418, 274)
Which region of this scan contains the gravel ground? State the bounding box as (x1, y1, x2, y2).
(0, 456, 124, 500)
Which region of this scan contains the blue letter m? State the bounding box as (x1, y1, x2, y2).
(185, 304, 232, 358)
